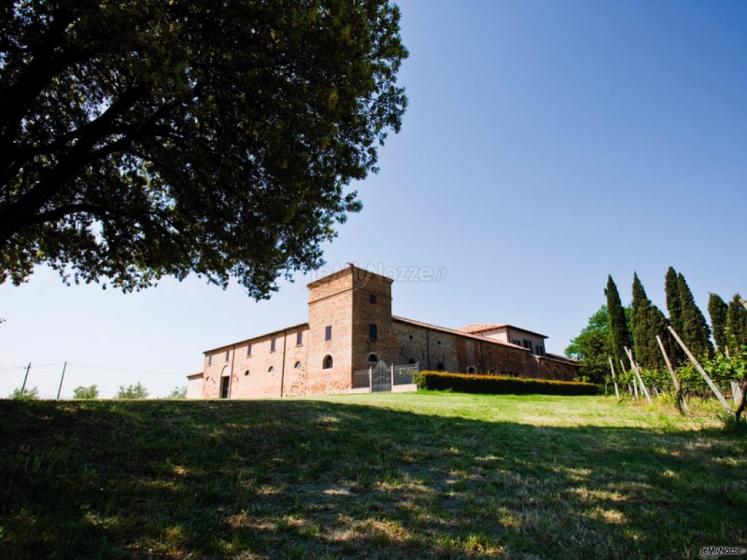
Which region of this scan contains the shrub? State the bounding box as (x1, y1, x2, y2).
(116, 383, 149, 399)
(417, 371, 599, 396)
(72, 385, 99, 400)
(9, 387, 39, 400)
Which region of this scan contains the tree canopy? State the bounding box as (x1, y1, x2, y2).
(631, 273, 669, 369)
(604, 275, 632, 367)
(675, 272, 713, 359)
(565, 305, 613, 384)
(708, 293, 729, 353)
(0, 0, 407, 298)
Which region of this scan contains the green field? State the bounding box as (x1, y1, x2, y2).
(1, 392, 745, 559)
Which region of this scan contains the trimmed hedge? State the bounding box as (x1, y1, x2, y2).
(417, 371, 600, 396)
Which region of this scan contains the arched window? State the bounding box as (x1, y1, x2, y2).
(436, 362, 445, 371)
(323, 355, 333, 369)
(294, 361, 302, 369)
(466, 366, 477, 374)
(367, 353, 379, 363)
(268, 366, 274, 372)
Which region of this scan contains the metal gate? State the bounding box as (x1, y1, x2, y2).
(371, 360, 391, 392)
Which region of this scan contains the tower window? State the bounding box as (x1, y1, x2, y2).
(369, 323, 378, 341)
(270, 338, 276, 352)
(323, 355, 333, 369)
(369, 293, 377, 304)
(367, 353, 379, 363)
(296, 331, 303, 345)
(325, 325, 332, 341)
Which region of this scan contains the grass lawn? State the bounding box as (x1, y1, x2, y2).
(0, 392, 745, 559)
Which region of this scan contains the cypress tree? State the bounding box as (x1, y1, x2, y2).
(708, 293, 729, 353)
(664, 266, 685, 364)
(676, 272, 713, 358)
(631, 273, 668, 369)
(726, 293, 747, 354)
(605, 275, 632, 366)
(665, 267, 683, 334)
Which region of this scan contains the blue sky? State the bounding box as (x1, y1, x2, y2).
(1, 0, 746, 397)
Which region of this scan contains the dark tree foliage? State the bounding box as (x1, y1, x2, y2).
(0, 0, 408, 298)
(708, 293, 729, 353)
(726, 294, 747, 355)
(675, 272, 713, 359)
(565, 305, 613, 384)
(664, 266, 685, 364)
(665, 267, 682, 334)
(631, 273, 669, 369)
(604, 275, 632, 367)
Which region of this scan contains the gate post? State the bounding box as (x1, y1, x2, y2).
(369, 366, 372, 392)
(390, 364, 395, 389)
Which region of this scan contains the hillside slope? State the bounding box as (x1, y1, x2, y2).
(1, 393, 745, 559)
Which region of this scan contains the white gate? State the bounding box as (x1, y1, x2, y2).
(371, 360, 391, 392)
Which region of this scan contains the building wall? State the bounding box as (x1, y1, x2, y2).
(305, 269, 355, 394)
(392, 320, 569, 378)
(186, 375, 203, 399)
(350, 269, 399, 370)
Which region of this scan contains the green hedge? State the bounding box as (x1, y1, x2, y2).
(417, 371, 600, 396)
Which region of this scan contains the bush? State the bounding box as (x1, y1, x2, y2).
(116, 383, 149, 399)
(417, 371, 600, 396)
(168, 386, 187, 399)
(9, 387, 39, 400)
(72, 385, 99, 400)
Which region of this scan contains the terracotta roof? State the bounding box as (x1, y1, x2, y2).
(202, 321, 309, 354)
(457, 323, 548, 339)
(457, 323, 506, 334)
(392, 316, 529, 350)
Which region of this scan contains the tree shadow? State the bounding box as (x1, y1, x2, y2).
(0, 398, 745, 559)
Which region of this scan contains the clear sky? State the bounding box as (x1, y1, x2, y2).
(2, 0, 746, 398)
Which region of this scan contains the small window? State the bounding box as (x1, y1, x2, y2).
(323, 355, 333, 369)
(296, 331, 303, 346)
(244, 370, 250, 376)
(369, 323, 378, 341)
(325, 325, 332, 341)
(268, 366, 274, 372)
(408, 358, 416, 364)
(409, 334, 413, 340)
(225, 350, 230, 362)
(367, 353, 379, 363)
(208, 355, 212, 366)
(294, 361, 302, 369)
(369, 293, 377, 304)
(488, 369, 495, 374)
(270, 338, 276, 352)
(246, 344, 251, 357)
(466, 366, 477, 374)
(436, 362, 445, 371)
(523, 339, 532, 350)
(437, 340, 441, 345)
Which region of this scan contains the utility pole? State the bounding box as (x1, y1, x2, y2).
(56, 361, 68, 400)
(20, 362, 31, 394)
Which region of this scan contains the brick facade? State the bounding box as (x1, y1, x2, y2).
(193, 265, 579, 398)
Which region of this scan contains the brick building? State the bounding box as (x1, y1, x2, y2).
(190, 265, 578, 399)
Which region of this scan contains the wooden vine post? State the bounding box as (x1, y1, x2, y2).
(656, 335, 688, 414)
(667, 326, 731, 415)
(624, 346, 653, 404)
(608, 357, 621, 400)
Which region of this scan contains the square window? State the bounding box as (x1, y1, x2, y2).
(296, 331, 303, 345)
(369, 323, 378, 340)
(325, 325, 332, 341)
(369, 293, 377, 304)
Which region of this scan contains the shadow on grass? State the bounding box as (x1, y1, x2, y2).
(0, 398, 745, 559)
